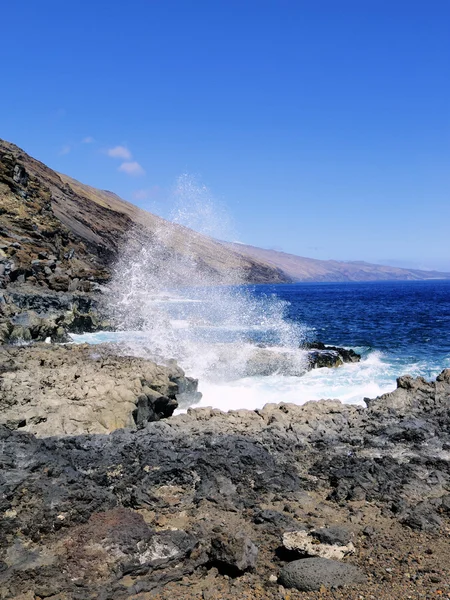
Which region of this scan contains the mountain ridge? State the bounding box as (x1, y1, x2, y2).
(1, 137, 449, 287)
(0, 138, 289, 290)
(227, 242, 450, 282)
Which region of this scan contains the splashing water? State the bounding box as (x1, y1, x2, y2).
(105, 175, 310, 399)
(171, 173, 233, 240)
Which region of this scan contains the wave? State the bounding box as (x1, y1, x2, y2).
(72, 326, 442, 411)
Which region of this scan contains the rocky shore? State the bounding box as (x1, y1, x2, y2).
(0, 343, 200, 436)
(2, 138, 450, 598)
(1, 358, 450, 599)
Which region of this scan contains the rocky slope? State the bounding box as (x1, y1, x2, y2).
(1, 369, 450, 599)
(0, 138, 290, 344)
(0, 138, 289, 292)
(229, 243, 450, 282)
(2, 137, 448, 300)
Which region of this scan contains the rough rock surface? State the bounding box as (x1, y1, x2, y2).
(279, 557, 366, 591)
(0, 343, 199, 435)
(282, 529, 355, 560)
(1, 370, 450, 598)
(304, 342, 361, 369)
(0, 284, 108, 344)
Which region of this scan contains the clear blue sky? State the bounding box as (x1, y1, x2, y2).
(2, 0, 449, 270)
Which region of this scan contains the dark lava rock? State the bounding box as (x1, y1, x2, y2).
(209, 531, 258, 575)
(304, 342, 361, 369)
(279, 557, 366, 591)
(1, 369, 450, 597)
(311, 526, 352, 546)
(253, 509, 299, 530)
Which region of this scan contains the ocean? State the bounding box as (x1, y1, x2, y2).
(73, 279, 450, 411)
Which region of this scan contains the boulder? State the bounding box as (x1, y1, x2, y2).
(305, 343, 361, 369)
(279, 557, 366, 591)
(0, 343, 200, 436)
(209, 531, 258, 574)
(47, 274, 70, 292)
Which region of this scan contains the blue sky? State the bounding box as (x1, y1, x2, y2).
(2, 0, 449, 270)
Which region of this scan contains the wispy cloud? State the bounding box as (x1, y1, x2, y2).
(59, 144, 71, 155)
(119, 161, 145, 176)
(107, 145, 132, 160)
(82, 136, 95, 144)
(133, 186, 161, 201)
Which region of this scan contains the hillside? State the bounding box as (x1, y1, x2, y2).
(0, 139, 289, 292)
(1, 137, 448, 293)
(229, 243, 450, 282)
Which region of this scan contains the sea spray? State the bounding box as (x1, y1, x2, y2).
(107, 175, 309, 401)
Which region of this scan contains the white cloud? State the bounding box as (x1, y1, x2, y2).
(59, 144, 71, 155)
(82, 136, 95, 144)
(107, 145, 132, 160)
(119, 161, 145, 176)
(133, 186, 160, 201)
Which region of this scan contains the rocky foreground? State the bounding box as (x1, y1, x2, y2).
(1, 351, 450, 599)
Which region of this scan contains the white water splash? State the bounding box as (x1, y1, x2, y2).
(106, 175, 309, 398)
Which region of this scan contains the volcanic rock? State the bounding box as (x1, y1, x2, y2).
(279, 557, 366, 591)
(1, 369, 450, 597)
(282, 529, 355, 560)
(0, 343, 199, 435)
(209, 531, 258, 574)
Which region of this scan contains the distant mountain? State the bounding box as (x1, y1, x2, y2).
(228, 243, 450, 282)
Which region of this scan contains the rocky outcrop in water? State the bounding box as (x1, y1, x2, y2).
(206, 343, 361, 379)
(304, 341, 361, 369)
(0, 343, 199, 436)
(1, 370, 450, 599)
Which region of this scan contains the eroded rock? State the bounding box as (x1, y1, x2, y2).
(282, 529, 355, 560)
(0, 343, 199, 435)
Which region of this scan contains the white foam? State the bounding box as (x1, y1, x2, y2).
(72, 329, 404, 410)
(185, 352, 397, 412)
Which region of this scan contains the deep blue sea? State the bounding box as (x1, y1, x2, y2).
(252, 279, 450, 378)
(73, 280, 450, 411)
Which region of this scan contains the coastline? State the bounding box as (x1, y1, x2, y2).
(1, 141, 450, 597)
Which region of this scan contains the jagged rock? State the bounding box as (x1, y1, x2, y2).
(305, 342, 361, 369)
(47, 274, 70, 292)
(0, 286, 109, 343)
(311, 526, 353, 546)
(209, 531, 258, 574)
(0, 367, 450, 596)
(282, 529, 355, 560)
(279, 557, 366, 591)
(0, 343, 199, 435)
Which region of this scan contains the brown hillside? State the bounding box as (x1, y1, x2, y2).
(0, 139, 289, 292)
(228, 243, 450, 282)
